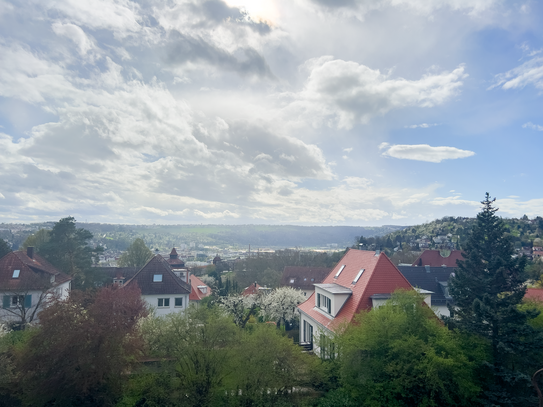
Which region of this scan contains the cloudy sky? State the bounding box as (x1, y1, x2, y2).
(0, 0, 542, 226)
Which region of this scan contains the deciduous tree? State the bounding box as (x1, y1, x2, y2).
(339, 289, 483, 407)
(117, 238, 153, 268)
(16, 284, 148, 406)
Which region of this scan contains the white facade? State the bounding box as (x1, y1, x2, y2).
(0, 280, 70, 323)
(144, 293, 189, 317)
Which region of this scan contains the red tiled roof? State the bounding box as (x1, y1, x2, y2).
(0, 250, 71, 291)
(298, 249, 413, 332)
(525, 288, 543, 302)
(412, 250, 464, 267)
(280, 266, 331, 291)
(124, 255, 190, 296)
(243, 282, 261, 296)
(189, 275, 212, 301)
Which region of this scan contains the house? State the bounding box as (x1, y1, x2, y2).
(397, 265, 455, 317)
(189, 274, 212, 303)
(242, 282, 271, 296)
(297, 249, 413, 356)
(165, 248, 185, 268)
(0, 247, 71, 325)
(280, 266, 331, 297)
(525, 288, 543, 302)
(412, 250, 463, 267)
(98, 266, 138, 286)
(124, 255, 191, 316)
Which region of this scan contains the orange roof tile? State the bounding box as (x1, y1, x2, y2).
(412, 250, 463, 267)
(297, 249, 413, 332)
(189, 275, 212, 301)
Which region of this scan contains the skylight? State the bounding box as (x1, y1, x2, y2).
(334, 265, 345, 279)
(352, 269, 365, 284)
(12, 269, 20, 278)
(153, 274, 163, 282)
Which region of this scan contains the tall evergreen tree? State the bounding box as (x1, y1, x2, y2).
(40, 217, 104, 290)
(447, 193, 541, 406)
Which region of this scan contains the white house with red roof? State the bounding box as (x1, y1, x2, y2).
(189, 274, 212, 303)
(297, 249, 413, 356)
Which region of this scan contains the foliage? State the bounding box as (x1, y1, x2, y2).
(0, 329, 31, 407)
(20, 228, 50, 252)
(339, 289, 484, 407)
(219, 294, 260, 328)
(137, 306, 318, 407)
(117, 238, 153, 268)
(16, 285, 148, 406)
(446, 194, 542, 405)
(39, 217, 104, 289)
(0, 238, 11, 259)
(261, 287, 306, 328)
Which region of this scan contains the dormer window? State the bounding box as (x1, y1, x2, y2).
(153, 274, 163, 282)
(50, 275, 55, 284)
(352, 269, 365, 284)
(12, 270, 20, 279)
(290, 279, 295, 284)
(334, 265, 345, 279)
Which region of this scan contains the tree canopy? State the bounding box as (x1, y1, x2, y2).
(0, 239, 11, 259)
(116, 238, 153, 268)
(447, 193, 543, 405)
(338, 289, 484, 407)
(39, 217, 104, 289)
(16, 285, 148, 406)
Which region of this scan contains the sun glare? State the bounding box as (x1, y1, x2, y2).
(224, 0, 279, 25)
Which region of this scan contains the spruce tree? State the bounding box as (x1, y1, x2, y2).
(447, 193, 541, 406)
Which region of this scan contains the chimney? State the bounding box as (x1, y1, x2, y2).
(374, 250, 380, 256)
(27, 246, 34, 259)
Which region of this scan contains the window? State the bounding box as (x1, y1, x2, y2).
(334, 265, 345, 279)
(12, 295, 23, 307)
(12, 269, 20, 279)
(153, 274, 163, 282)
(318, 293, 331, 314)
(303, 320, 313, 344)
(175, 297, 183, 307)
(353, 269, 365, 284)
(158, 298, 170, 307)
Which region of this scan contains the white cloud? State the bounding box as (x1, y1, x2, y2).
(405, 123, 439, 128)
(491, 56, 543, 91)
(280, 59, 466, 129)
(430, 196, 479, 206)
(381, 144, 475, 163)
(523, 122, 543, 131)
(343, 147, 353, 153)
(52, 22, 97, 56)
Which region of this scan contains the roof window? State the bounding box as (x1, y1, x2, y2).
(352, 269, 365, 284)
(334, 265, 345, 279)
(290, 278, 295, 283)
(12, 270, 20, 279)
(153, 274, 163, 282)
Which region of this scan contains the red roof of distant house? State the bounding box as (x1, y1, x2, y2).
(525, 288, 543, 302)
(243, 282, 261, 296)
(298, 249, 413, 332)
(280, 266, 331, 291)
(189, 275, 212, 301)
(0, 249, 71, 291)
(412, 250, 464, 267)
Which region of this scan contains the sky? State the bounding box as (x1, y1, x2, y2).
(0, 0, 542, 226)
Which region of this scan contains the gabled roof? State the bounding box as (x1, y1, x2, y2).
(397, 266, 456, 307)
(124, 255, 190, 296)
(297, 249, 413, 331)
(243, 282, 262, 296)
(412, 250, 463, 267)
(280, 266, 331, 291)
(189, 275, 212, 301)
(0, 250, 71, 291)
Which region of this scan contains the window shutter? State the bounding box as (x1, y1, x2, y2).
(25, 295, 32, 308)
(2, 296, 9, 309)
(317, 293, 320, 307)
(327, 299, 331, 314)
